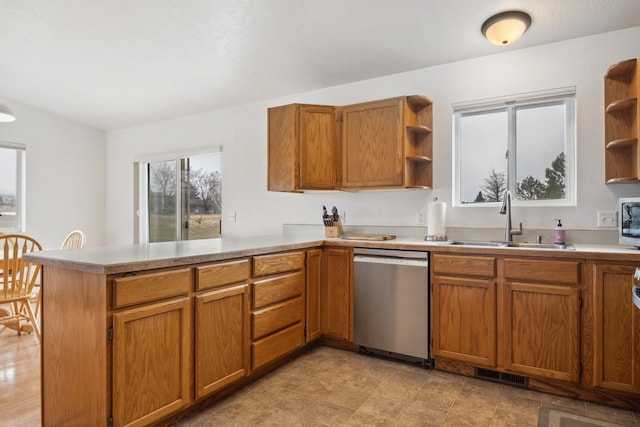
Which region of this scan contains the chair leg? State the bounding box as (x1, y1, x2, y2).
(22, 301, 40, 343)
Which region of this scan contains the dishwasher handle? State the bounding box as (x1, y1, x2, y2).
(354, 255, 428, 268)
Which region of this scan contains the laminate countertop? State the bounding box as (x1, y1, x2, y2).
(23, 235, 324, 275)
(24, 234, 640, 275)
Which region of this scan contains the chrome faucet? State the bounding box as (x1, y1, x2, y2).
(499, 190, 523, 242)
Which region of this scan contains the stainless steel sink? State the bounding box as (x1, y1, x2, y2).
(506, 242, 575, 250)
(441, 240, 509, 247)
(440, 240, 575, 250)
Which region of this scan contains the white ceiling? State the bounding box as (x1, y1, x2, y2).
(0, 0, 639, 131)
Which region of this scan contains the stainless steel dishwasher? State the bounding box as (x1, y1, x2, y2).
(353, 247, 431, 366)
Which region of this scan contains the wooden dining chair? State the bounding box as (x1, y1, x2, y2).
(0, 234, 42, 342)
(31, 230, 87, 320)
(61, 229, 86, 249)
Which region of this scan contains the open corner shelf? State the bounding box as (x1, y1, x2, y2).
(604, 57, 639, 184)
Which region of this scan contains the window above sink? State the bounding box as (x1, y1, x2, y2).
(452, 87, 576, 208)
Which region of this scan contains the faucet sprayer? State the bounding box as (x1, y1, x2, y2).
(498, 190, 523, 242)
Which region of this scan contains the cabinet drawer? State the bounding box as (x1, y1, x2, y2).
(253, 271, 304, 309)
(113, 269, 191, 308)
(504, 258, 580, 285)
(432, 254, 496, 278)
(253, 251, 305, 277)
(252, 322, 304, 369)
(196, 258, 250, 291)
(253, 296, 303, 340)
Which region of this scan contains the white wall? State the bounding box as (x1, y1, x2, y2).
(0, 98, 106, 249)
(105, 27, 640, 245)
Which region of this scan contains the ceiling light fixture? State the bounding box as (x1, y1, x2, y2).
(0, 103, 16, 122)
(481, 11, 531, 46)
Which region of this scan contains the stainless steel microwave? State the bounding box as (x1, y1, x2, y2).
(619, 197, 640, 248)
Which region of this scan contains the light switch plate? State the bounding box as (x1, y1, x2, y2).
(597, 210, 617, 228)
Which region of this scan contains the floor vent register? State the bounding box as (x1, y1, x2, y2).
(474, 367, 529, 388)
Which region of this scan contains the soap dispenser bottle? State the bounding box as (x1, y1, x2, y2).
(553, 219, 565, 246)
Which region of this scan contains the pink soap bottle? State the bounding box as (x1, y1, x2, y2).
(553, 219, 565, 246)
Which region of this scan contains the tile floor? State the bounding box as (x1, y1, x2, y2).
(176, 346, 640, 427)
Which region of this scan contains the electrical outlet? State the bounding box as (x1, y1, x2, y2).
(227, 211, 236, 222)
(416, 211, 426, 225)
(340, 211, 346, 224)
(597, 210, 617, 228)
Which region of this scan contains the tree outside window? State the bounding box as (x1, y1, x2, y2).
(454, 90, 575, 206)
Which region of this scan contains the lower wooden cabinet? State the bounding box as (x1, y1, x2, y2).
(112, 297, 191, 427)
(501, 258, 582, 383)
(321, 247, 353, 341)
(194, 283, 250, 399)
(305, 248, 322, 342)
(593, 262, 640, 393)
(431, 275, 496, 366)
(501, 281, 580, 382)
(251, 251, 306, 369)
(431, 254, 497, 366)
(432, 253, 583, 384)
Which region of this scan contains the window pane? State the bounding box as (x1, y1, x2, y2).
(183, 153, 222, 240)
(459, 110, 508, 203)
(148, 160, 177, 243)
(0, 147, 19, 231)
(515, 103, 566, 200)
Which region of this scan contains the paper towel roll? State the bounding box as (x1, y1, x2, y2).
(427, 201, 446, 239)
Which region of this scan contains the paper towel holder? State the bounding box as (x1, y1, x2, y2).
(425, 197, 447, 241)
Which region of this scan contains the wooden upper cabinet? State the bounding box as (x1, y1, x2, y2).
(268, 95, 432, 191)
(342, 95, 433, 189)
(342, 97, 404, 188)
(604, 57, 639, 183)
(268, 103, 339, 192)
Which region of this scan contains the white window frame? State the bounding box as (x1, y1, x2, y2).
(0, 141, 26, 233)
(133, 146, 222, 244)
(452, 87, 577, 207)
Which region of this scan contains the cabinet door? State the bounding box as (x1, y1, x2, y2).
(431, 275, 496, 366)
(268, 104, 338, 192)
(112, 297, 191, 427)
(322, 247, 353, 341)
(195, 283, 250, 399)
(305, 248, 322, 342)
(501, 282, 580, 383)
(593, 263, 640, 392)
(342, 98, 404, 188)
(299, 105, 338, 190)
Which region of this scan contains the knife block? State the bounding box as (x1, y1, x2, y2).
(324, 218, 344, 238)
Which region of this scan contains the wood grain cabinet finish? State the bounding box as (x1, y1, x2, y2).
(195, 283, 250, 399)
(593, 262, 640, 393)
(501, 258, 582, 383)
(305, 249, 323, 342)
(321, 247, 353, 341)
(431, 254, 497, 366)
(113, 268, 191, 308)
(268, 103, 339, 192)
(196, 258, 250, 291)
(112, 297, 191, 427)
(251, 252, 306, 369)
(342, 95, 433, 189)
(253, 251, 305, 277)
(604, 57, 639, 183)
